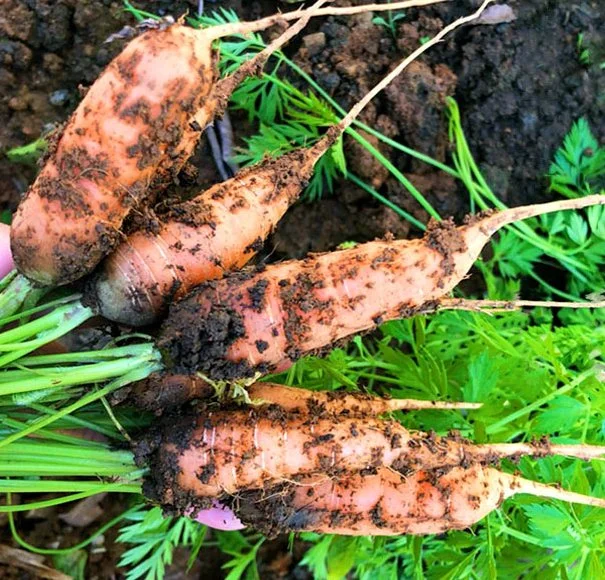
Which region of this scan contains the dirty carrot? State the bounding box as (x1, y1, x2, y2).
(89, 1, 493, 326)
(138, 397, 605, 503)
(247, 382, 482, 413)
(158, 195, 605, 379)
(233, 464, 605, 536)
(9, 0, 335, 287)
(125, 374, 481, 414)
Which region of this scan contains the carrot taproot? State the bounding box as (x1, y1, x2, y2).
(88, 2, 493, 326)
(247, 382, 482, 414)
(139, 397, 605, 506)
(126, 373, 481, 417)
(232, 464, 605, 536)
(10, 23, 217, 287)
(9, 0, 342, 287)
(124, 373, 482, 413)
(157, 194, 605, 378)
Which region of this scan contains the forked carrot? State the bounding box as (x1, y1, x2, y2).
(233, 464, 605, 536)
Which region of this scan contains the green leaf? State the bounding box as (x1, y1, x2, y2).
(117, 507, 207, 580)
(53, 550, 87, 580)
(587, 205, 605, 239)
(523, 503, 572, 539)
(300, 535, 333, 579)
(490, 231, 543, 278)
(5, 137, 47, 165)
(462, 351, 500, 402)
(326, 537, 359, 580)
(548, 118, 605, 196)
(532, 395, 586, 434)
(218, 533, 263, 580)
(565, 213, 589, 245)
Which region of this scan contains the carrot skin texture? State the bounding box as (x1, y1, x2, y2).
(127, 374, 480, 414)
(91, 148, 319, 325)
(234, 464, 605, 536)
(121, 373, 216, 413)
(233, 465, 508, 536)
(152, 410, 433, 500)
(141, 405, 605, 505)
(245, 383, 481, 413)
(159, 237, 444, 378)
(158, 197, 605, 378)
(11, 25, 217, 286)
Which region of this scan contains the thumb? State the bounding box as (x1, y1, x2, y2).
(191, 502, 245, 531)
(0, 224, 14, 280)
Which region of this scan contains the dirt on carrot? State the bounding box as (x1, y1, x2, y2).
(134, 382, 605, 536)
(424, 216, 467, 279)
(159, 196, 605, 379)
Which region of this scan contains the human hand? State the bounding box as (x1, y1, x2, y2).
(0, 224, 14, 279)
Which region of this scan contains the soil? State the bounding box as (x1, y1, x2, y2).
(1, 0, 603, 577)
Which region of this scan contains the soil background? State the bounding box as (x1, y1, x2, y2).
(0, 0, 603, 578)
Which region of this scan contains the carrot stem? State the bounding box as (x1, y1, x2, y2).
(0, 272, 45, 320)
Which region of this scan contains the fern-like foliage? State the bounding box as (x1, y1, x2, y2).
(548, 117, 605, 197)
(117, 506, 207, 580)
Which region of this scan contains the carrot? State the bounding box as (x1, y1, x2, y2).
(10, 23, 215, 286)
(118, 372, 216, 412)
(157, 194, 605, 378)
(8, 0, 344, 287)
(247, 382, 482, 414)
(139, 392, 605, 506)
(233, 464, 605, 536)
(127, 373, 483, 414)
(88, 2, 493, 326)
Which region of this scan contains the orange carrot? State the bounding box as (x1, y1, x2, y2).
(157, 195, 605, 378)
(139, 382, 605, 532)
(89, 139, 333, 325)
(89, 3, 493, 326)
(8, 1, 339, 287)
(246, 382, 482, 414)
(233, 464, 605, 536)
(139, 394, 605, 504)
(10, 0, 451, 288)
(125, 373, 482, 413)
(10, 24, 217, 286)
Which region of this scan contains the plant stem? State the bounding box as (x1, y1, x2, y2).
(8, 503, 141, 554)
(485, 369, 594, 435)
(0, 348, 158, 396)
(13, 344, 155, 366)
(0, 361, 161, 448)
(447, 98, 594, 281)
(347, 174, 426, 230)
(2, 486, 142, 513)
(0, 272, 45, 320)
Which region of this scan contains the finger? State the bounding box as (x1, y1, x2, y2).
(192, 501, 246, 531)
(0, 223, 14, 279)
